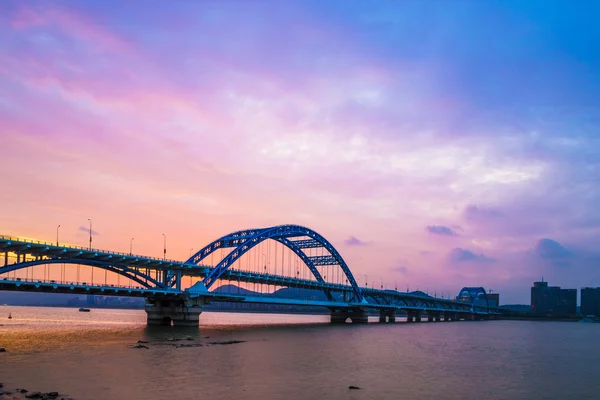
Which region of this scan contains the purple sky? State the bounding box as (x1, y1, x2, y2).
(1, 1, 599, 303)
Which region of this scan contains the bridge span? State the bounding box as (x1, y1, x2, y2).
(0, 224, 499, 326)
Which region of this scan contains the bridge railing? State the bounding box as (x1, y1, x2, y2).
(0, 276, 150, 290)
(0, 235, 185, 264)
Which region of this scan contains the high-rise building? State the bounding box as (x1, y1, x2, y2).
(581, 287, 600, 317)
(531, 280, 577, 316)
(487, 293, 500, 308)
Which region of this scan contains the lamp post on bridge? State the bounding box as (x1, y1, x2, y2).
(364, 274, 367, 288)
(190, 248, 194, 257)
(87, 218, 92, 250)
(380, 277, 383, 290)
(162, 233, 166, 260)
(130, 237, 134, 255)
(87, 218, 93, 284)
(394, 281, 397, 291)
(56, 224, 60, 246)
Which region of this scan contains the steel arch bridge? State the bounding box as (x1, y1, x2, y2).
(185, 224, 365, 303)
(457, 287, 490, 313)
(0, 224, 500, 326)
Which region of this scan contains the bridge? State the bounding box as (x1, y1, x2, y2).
(0, 224, 499, 326)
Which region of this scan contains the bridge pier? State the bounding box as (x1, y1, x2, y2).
(458, 313, 474, 321)
(443, 312, 455, 322)
(427, 311, 441, 322)
(145, 296, 208, 327)
(378, 309, 395, 323)
(407, 310, 421, 322)
(330, 308, 369, 324)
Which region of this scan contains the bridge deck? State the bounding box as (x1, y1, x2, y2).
(0, 279, 496, 315)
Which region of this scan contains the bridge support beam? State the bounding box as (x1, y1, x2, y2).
(378, 309, 395, 323)
(330, 308, 369, 324)
(145, 295, 208, 327)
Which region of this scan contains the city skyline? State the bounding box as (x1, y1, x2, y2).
(1, 1, 599, 304)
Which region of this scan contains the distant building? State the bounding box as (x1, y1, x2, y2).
(487, 293, 500, 308)
(581, 287, 600, 317)
(531, 281, 577, 316)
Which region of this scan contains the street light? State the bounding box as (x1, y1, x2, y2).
(364, 274, 368, 288)
(87, 219, 92, 250)
(394, 281, 397, 291)
(162, 234, 166, 260)
(380, 277, 383, 290)
(130, 237, 134, 255)
(190, 248, 194, 257)
(56, 224, 60, 246)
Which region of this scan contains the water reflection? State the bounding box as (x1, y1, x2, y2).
(1, 306, 600, 400)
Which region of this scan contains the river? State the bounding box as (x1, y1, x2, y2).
(1, 305, 599, 400)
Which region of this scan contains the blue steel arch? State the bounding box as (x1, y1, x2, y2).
(188, 225, 365, 303)
(457, 287, 489, 313)
(0, 259, 166, 289)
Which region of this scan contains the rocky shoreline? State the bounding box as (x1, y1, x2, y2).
(0, 385, 72, 400)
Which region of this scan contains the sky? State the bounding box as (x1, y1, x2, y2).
(1, 0, 599, 304)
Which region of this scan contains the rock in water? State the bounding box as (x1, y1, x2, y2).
(0, 348, 6, 352)
(348, 386, 361, 390)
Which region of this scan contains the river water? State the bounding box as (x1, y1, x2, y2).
(1, 305, 599, 400)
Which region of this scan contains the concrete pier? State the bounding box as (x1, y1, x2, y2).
(145, 296, 208, 327)
(330, 308, 369, 324)
(378, 309, 396, 323)
(443, 312, 455, 322)
(407, 310, 421, 322)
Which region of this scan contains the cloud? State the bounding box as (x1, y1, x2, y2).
(534, 238, 574, 267)
(463, 204, 503, 222)
(344, 236, 372, 246)
(535, 238, 573, 260)
(1, 1, 600, 304)
(78, 226, 100, 236)
(390, 266, 408, 274)
(426, 225, 458, 237)
(448, 248, 496, 263)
